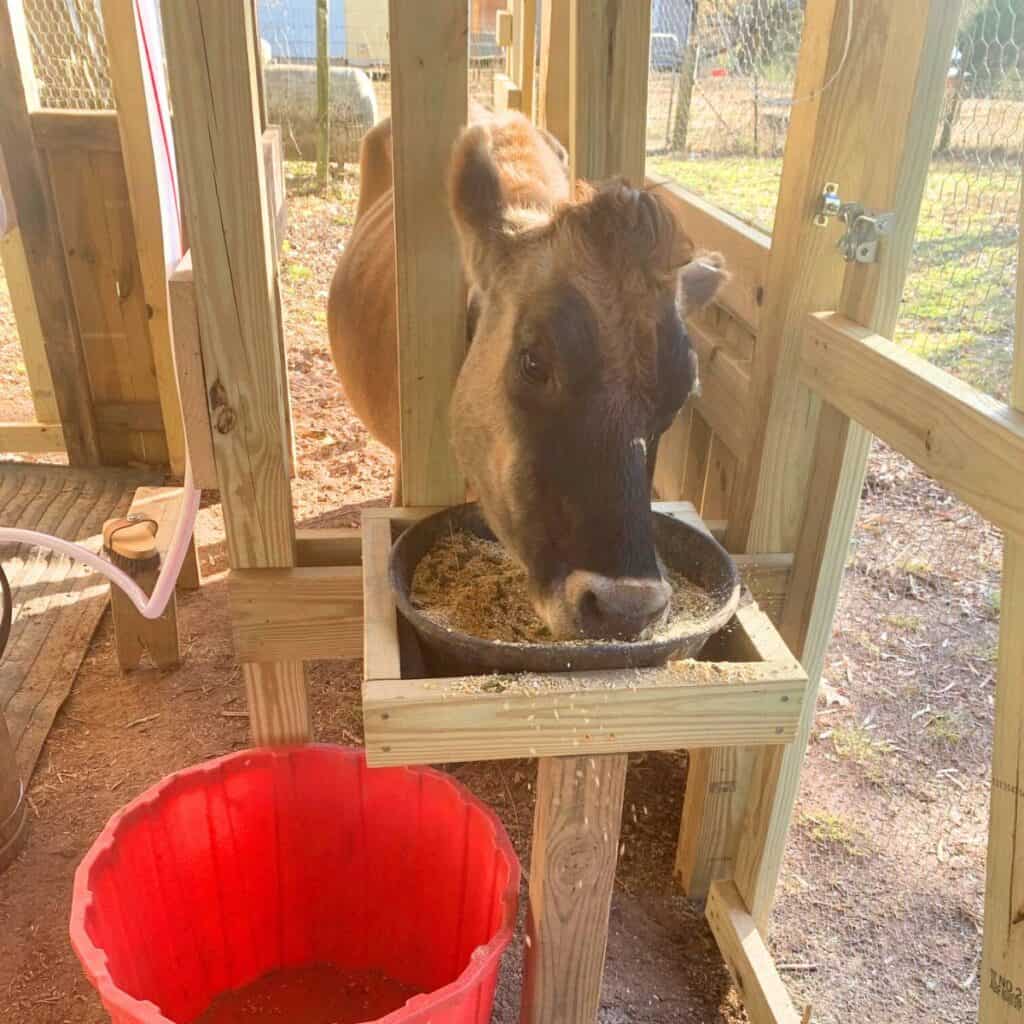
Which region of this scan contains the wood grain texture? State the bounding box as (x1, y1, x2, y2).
(101, 0, 187, 474)
(29, 110, 121, 151)
(539, 0, 571, 146)
(131, 486, 201, 591)
(519, 0, 537, 119)
(570, 0, 650, 186)
(229, 566, 363, 663)
(243, 661, 312, 745)
(361, 514, 401, 683)
(0, 422, 65, 453)
(648, 178, 770, 332)
(0, 2, 100, 465)
(688, 319, 752, 458)
(162, 0, 295, 568)
(295, 527, 362, 567)
(167, 252, 219, 490)
(802, 312, 1024, 538)
(521, 752, 627, 1024)
(706, 881, 802, 1024)
(390, 0, 467, 507)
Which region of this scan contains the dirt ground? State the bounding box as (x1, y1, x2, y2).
(0, 163, 1002, 1024)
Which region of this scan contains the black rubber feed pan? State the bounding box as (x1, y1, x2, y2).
(389, 503, 741, 676)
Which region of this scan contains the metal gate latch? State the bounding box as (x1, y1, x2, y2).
(813, 182, 895, 264)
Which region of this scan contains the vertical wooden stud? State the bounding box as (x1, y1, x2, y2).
(539, 0, 571, 147)
(389, 0, 467, 507)
(162, 0, 309, 742)
(520, 0, 537, 121)
(0, 0, 100, 465)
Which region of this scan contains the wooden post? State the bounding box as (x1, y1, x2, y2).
(539, 0, 571, 147)
(316, 0, 330, 190)
(521, 6, 649, 1021)
(978, 156, 1024, 1024)
(679, 0, 963, 923)
(101, 0, 187, 476)
(520, 0, 537, 121)
(0, 0, 100, 466)
(162, 0, 310, 743)
(389, 0, 467, 507)
(672, 25, 699, 155)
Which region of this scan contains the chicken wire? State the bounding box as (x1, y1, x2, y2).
(21, 0, 113, 110)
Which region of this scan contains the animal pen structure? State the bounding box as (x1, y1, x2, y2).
(0, 1, 1022, 1022)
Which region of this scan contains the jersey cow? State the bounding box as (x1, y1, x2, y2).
(328, 111, 725, 641)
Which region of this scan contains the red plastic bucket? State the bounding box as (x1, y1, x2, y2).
(70, 746, 519, 1024)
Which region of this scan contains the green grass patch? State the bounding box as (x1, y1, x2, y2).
(801, 810, 870, 857)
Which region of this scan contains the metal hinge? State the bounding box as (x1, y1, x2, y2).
(814, 182, 895, 264)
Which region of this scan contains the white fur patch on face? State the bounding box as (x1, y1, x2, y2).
(501, 206, 553, 236)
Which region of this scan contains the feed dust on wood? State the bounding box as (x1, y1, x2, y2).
(411, 530, 714, 643)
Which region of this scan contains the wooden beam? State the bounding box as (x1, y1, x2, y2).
(706, 881, 802, 1024)
(570, 0, 650, 186)
(494, 73, 524, 113)
(295, 527, 362, 567)
(801, 313, 1024, 538)
(538, 0, 570, 147)
(688, 319, 752, 459)
(496, 8, 514, 47)
(263, 126, 287, 255)
(100, 0, 187, 475)
(28, 110, 121, 151)
(0, 0, 100, 465)
(978, 129, 1024, 1024)
(167, 252, 219, 490)
(229, 566, 363, 663)
(93, 401, 166, 434)
(163, 0, 307, 742)
(390, 0, 467, 507)
(519, 0, 537, 120)
(0, 421, 64, 453)
(522, 753, 627, 1024)
(361, 513, 402, 683)
(648, 178, 770, 333)
(681, 0, 963, 920)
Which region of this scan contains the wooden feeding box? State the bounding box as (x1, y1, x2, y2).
(360, 505, 809, 770)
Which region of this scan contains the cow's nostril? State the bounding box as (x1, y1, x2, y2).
(570, 573, 671, 640)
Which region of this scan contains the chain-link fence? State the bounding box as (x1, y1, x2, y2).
(21, 0, 113, 110)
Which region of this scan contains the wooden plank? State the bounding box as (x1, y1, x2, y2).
(519, 0, 537, 120)
(93, 401, 166, 433)
(363, 659, 805, 767)
(734, 553, 792, 627)
(978, 129, 1024, 1024)
(28, 110, 121, 152)
(726, 0, 965, 932)
(0, 226, 59, 422)
(522, 752, 627, 1024)
(361, 514, 401, 683)
(163, 0, 307, 742)
(0, 0, 100, 465)
(702, 436, 739, 522)
(229, 566, 363, 663)
(390, 0, 467, 507)
(295, 527, 362, 567)
(494, 72, 523, 113)
(167, 252, 219, 490)
(688, 325, 751, 459)
(652, 406, 690, 501)
(538, 0, 571, 147)
(570, 0, 650, 186)
(0, 422, 65, 453)
(496, 8, 514, 47)
(101, 0, 187, 475)
(802, 312, 1024, 538)
(706, 881, 802, 1024)
(648, 179, 770, 333)
(263, 126, 287, 255)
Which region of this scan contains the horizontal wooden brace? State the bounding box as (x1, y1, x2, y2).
(0, 421, 65, 453)
(647, 178, 770, 332)
(94, 401, 166, 433)
(706, 880, 803, 1024)
(229, 566, 363, 662)
(802, 312, 1024, 539)
(363, 658, 805, 767)
(689, 319, 753, 458)
(30, 110, 121, 151)
(295, 527, 362, 567)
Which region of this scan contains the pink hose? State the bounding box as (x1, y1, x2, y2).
(0, 463, 202, 620)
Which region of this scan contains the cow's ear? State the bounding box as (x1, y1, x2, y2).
(676, 252, 728, 315)
(449, 124, 507, 289)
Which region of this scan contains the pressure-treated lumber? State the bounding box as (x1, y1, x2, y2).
(101, 0, 187, 475)
(295, 527, 362, 567)
(570, 1, 650, 186)
(978, 135, 1024, 1024)
(0, 421, 65, 453)
(538, 0, 571, 147)
(494, 73, 524, 113)
(801, 313, 1024, 539)
(167, 252, 218, 490)
(28, 110, 121, 151)
(229, 566, 363, 663)
(496, 8, 514, 47)
(361, 512, 401, 683)
(522, 753, 627, 1024)
(648, 178, 770, 333)
(389, 0, 467, 507)
(519, 0, 536, 120)
(681, 0, 963, 917)
(688, 319, 752, 458)
(163, 0, 308, 742)
(0, 0, 100, 466)
(706, 881, 802, 1024)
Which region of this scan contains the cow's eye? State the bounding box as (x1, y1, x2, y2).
(519, 347, 549, 384)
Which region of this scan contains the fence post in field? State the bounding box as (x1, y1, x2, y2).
(317, 0, 330, 189)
